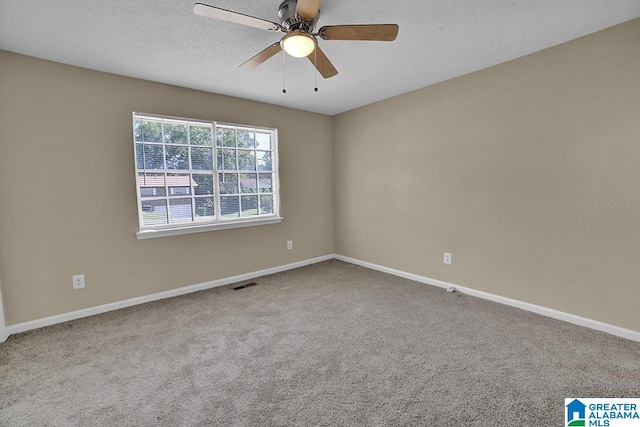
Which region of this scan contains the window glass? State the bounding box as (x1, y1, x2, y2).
(133, 114, 278, 232)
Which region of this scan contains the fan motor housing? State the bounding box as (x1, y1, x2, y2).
(278, 0, 319, 32)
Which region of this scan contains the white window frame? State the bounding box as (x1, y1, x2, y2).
(133, 112, 282, 239)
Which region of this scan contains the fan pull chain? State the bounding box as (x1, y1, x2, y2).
(313, 47, 318, 92)
(282, 51, 287, 94)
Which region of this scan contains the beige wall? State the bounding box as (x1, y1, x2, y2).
(0, 51, 334, 325)
(334, 19, 640, 332)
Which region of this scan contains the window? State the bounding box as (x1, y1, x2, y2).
(133, 113, 281, 238)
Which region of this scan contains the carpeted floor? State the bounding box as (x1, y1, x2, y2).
(1, 260, 639, 426)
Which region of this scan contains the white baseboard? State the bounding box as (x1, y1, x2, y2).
(3, 254, 334, 340)
(0, 288, 7, 343)
(334, 254, 640, 342)
(3, 253, 638, 343)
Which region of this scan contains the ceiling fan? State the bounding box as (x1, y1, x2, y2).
(193, 0, 399, 79)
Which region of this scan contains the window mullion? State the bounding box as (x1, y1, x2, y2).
(213, 124, 222, 222)
(186, 125, 195, 221)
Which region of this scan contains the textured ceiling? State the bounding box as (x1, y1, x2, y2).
(1, 1, 639, 115)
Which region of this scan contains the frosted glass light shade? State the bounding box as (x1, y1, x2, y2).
(281, 32, 316, 58)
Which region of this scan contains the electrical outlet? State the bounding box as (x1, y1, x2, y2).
(443, 252, 452, 265)
(72, 274, 85, 289)
(287, 240, 293, 250)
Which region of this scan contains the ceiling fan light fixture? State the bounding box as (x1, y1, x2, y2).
(281, 31, 316, 58)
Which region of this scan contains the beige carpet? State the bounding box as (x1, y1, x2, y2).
(1, 260, 639, 426)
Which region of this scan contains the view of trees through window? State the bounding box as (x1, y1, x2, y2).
(133, 114, 278, 229)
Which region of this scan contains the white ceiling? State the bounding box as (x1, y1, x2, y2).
(1, 1, 639, 115)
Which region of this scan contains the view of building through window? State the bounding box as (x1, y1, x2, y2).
(133, 113, 278, 231)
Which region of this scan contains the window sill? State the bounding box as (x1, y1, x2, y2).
(136, 217, 283, 240)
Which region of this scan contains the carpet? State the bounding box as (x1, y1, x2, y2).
(1, 260, 639, 426)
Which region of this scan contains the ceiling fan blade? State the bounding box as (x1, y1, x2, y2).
(239, 43, 283, 69)
(307, 46, 338, 79)
(193, 3, 282, 32)
(296, 0, 322, 21)
(318, 24, 399, 41)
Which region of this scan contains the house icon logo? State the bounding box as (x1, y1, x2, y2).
(566, 399, 586, 426)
